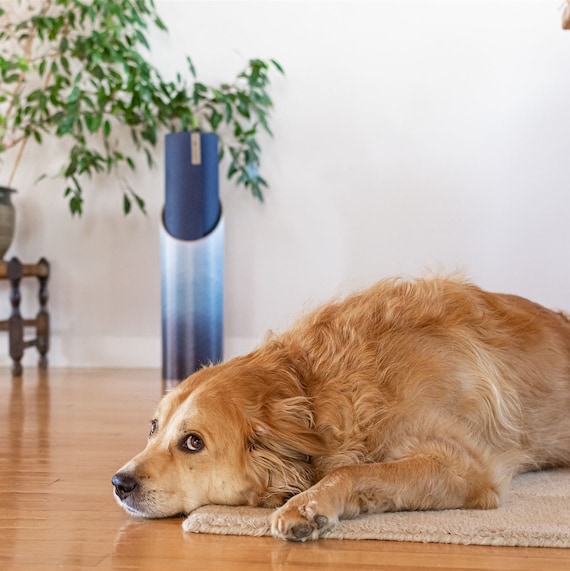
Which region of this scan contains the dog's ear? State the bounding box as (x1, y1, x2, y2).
(249, 396, 324, 459)
(246, 396, 325, 507)
(245, 342, 324, 457)
(238, 344, 325, 506)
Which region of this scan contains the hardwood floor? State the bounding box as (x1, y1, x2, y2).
(1, 367, 569, 570)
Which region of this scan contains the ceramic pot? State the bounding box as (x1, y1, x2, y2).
(0, 186, 16, 260)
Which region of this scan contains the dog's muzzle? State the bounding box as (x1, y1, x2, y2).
(112, 471, 139, 501)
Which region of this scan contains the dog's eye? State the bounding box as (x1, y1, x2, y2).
(149, 419, 158, 436)
(183, 433, 204, 453)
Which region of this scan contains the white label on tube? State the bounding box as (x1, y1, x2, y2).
(191, 132, 201, 165)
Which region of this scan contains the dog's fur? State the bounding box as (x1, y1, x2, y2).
(112, 276, 570, 541)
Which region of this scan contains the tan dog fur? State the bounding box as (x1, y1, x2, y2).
(112, 276, 570, 541)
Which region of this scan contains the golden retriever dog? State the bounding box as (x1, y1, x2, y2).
(112, 276, 570, 541)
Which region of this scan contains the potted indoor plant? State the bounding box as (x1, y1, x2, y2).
(0, 0, 283, 221)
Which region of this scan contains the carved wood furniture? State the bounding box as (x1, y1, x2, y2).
(0, 257, 49, 376)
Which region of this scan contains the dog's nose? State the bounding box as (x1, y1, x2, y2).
(112, 472, 138, 500)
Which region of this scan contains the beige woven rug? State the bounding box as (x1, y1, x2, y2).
(183, 468, 570, 547)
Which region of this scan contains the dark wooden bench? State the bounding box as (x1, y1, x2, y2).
(0, 257, 49, 376)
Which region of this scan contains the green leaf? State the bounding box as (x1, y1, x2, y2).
(227, 160, 239, 179)
(270, 59, 285, 74)
(68, 86, 80, 103)
(154, 15, 168, 32)
(27, 89, 43, 102)
(187, 56, 196, 78)
(84, 113, 102, 133)
(123, 194, 132, 214)
(208, 109, 223, 131)
(133, 193, 147, 214)
(61, 56, 71, 75)
(68, 193, 84, 216)
(144, 148, 154, 168)
(56, 115, 76, 136)
(135, 29, 150, 49)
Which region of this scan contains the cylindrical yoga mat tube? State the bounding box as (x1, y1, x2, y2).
(164, 131, 220, 240)
(161, 132, 223, 382)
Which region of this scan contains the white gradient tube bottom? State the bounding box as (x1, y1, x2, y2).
(160, 212, 224, 382)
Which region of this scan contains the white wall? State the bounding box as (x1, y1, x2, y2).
(2, 0, 570, 368)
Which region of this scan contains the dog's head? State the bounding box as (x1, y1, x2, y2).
(112, 348, 324, 518)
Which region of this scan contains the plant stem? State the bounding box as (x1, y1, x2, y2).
(7, 138, 29, 188)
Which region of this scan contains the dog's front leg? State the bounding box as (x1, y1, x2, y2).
(270, 451, 500, 541)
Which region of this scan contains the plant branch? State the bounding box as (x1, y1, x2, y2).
(8, 137, 29, 188)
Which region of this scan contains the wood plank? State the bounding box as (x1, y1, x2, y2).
(1, 368, 569, 571)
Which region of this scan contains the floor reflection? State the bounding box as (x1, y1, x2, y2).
(112, 516, 295, 569)
(3, 371, 51, 565)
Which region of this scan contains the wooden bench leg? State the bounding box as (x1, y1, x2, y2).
(36, 258, 50, 370)
(7, 258, 24, 377)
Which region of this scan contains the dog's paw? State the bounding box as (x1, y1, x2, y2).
(270, 494, 338, 542)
